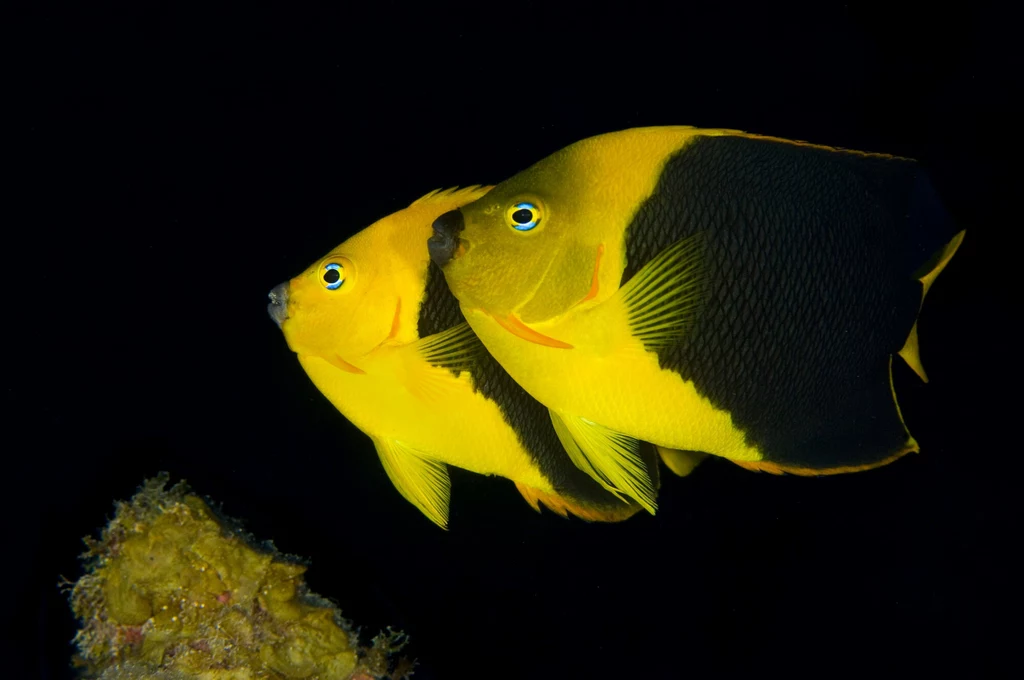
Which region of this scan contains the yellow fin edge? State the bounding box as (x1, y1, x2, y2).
(657, 447, 708, 477)
(411, 185, 493, 207)
(548, 410, 658, 514)
(514, 482, 641, 523)
(732, 356, 920, 476)
(373, 437, 451, 529)
(898, 229, 966, 382)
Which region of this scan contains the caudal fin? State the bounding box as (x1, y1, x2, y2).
(897, 169, 966, 382)
(898, 229, 965, 382)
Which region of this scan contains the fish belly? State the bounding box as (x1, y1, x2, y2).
(461, 308, 763, 462)
(297, 354, 552, 487)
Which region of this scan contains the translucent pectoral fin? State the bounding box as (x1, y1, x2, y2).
(373, 437, 451, 529)
(416, 322, 485, 373)
(615, 231, 707, 349)
(394, 323, 484, 404)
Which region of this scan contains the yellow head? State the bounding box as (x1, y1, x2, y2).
(269, 186, 492, 369)
(429, 127, 696, 323)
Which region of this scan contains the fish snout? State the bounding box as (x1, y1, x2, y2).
(428, 209, 465, 267)
(267, 282, 290, 328)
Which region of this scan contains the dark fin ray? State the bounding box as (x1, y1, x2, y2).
(417, 322, 486, 374)
(374, 438, 451, 529)
(619, 231, 708, 349)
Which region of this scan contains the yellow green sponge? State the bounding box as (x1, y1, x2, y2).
(67, 474, 414, 680)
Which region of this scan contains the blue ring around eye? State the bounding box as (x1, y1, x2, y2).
(323, 262, 344, 290)
(511, 202, 540, 231)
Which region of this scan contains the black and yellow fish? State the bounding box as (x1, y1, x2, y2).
(429, 127, 964, 505)
(269, 187, 660, 527)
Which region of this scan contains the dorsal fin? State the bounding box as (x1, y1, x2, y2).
(410, 185, 492, 207)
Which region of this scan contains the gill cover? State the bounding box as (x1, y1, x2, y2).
(441, 127, 696, 324)
(448, 189, 596, 322)
(281, 244, 396, 366)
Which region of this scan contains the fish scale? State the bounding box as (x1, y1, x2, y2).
(436, 126, 963, 482)
(620, 134, 926, 468)
(418, 260, 661, 508)
(274, 186, 660, 528)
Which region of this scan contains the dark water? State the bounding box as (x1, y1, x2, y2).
(6, 3, 1014, 678)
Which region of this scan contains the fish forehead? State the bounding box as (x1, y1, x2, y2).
(451, 127, 702, 320)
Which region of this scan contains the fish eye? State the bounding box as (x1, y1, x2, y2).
(321, 262, 345, 290)
(507, 202, 541, 232)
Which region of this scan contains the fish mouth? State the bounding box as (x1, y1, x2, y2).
(428, 209, 465, 267)
(267, 282, 289, 328)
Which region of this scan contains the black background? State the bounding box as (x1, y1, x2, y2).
(5, 2, 1015, 678)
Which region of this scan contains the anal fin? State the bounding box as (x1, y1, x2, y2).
(732, 357, 920, 476)
(514, 482, 642, 523)
(373, 437, 451, 529)
(548, 409, 657, 515)
(656, 446, 708, 477)
(729, 444, 918, 476)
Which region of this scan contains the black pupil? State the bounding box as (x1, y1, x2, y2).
(512, 208, 534, 225)
(323, 268, 341, 284)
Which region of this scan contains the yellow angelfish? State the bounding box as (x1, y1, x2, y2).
(268, 187, 659, 528)
(429, 127, 965, 506)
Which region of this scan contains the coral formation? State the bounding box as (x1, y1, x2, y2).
(66, 474, 414, 680)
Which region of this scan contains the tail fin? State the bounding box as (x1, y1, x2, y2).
(897, 171, 965, 382)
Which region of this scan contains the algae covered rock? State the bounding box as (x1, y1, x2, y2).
(67, 474, 414, 680)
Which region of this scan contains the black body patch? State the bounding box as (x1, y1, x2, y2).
(418, 262, 660, 509)
(620, 135, 956, 469)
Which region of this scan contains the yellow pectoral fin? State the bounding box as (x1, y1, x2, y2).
(657, 446, 709, 477)
(373, 437, 451, 529)
(489, 312, 574, 349)
(548, 409, 657, 515)
(616, 231, 708, 348)
(416, 322, 485, 373)
(397, 323, 484, 404)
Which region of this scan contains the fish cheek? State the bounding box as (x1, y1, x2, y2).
(517, 241, 594, 324)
